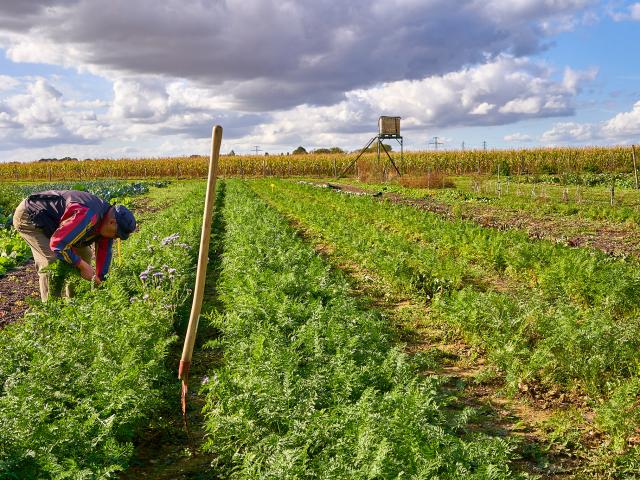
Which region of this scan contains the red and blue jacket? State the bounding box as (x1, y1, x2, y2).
(25, 190, 114, 281)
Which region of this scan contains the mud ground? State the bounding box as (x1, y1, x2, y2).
(0, 260, 39, 328)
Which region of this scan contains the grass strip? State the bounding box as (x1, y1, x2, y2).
(329, 176, 640, 226)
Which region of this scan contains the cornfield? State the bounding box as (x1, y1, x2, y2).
(0, 146, 637, 180)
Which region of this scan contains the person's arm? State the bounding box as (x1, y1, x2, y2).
(50, 204, 98, 269)
(95, 237, 113, 281)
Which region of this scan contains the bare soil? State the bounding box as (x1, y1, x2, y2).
(0, 260, 39, 328)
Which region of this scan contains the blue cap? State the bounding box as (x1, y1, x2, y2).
(114, 205, 136, 240)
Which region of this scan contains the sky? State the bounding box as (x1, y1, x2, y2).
(0, 0, 639, 162)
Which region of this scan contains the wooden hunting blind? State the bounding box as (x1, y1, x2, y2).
(338, 116, 404, 178)
(378, 116, 401, 137)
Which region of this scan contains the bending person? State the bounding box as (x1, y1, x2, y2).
(13, 190, 136, 301)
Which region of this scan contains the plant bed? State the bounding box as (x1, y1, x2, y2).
(201, 180, 526, 478)
(251, 178, 640, 472)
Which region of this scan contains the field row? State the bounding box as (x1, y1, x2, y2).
(250, 179, 640, 465)
(199, 180, 526, 478)
(322, 178, 640, 257)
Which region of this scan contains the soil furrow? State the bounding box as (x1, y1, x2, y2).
(0, 260, 39, 328)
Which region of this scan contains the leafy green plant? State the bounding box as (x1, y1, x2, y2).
(201, 180, 525, 479)
(251, 178, 640, 453)
(0, 228, 31, 276)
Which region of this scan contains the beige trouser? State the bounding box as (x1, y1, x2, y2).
(13, 199, 92, 301)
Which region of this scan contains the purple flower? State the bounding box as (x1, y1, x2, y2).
(161, 233, 180, 246)
(167, 268, 177, 275)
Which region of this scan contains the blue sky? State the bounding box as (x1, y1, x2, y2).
(0, 0, 639, 162)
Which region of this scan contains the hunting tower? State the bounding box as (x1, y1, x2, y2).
(338, 116, 404, 178)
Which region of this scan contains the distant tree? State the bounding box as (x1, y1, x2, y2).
(38, 157, 78, 162)
(365, 143, 392, 153)
(313, 147, 345, 154)
(292, 146, 308, 154)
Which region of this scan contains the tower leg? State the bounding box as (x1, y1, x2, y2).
(337, 136, 377, 178)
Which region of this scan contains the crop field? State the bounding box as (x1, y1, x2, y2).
(0, 145, 639, 181)
(1, 166, 640, 478)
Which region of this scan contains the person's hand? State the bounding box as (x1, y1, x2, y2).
(93, 275, 102, 286)
(78, 260, 96, 281)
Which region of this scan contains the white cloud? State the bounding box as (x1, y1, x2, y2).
(347, 55, 591, 127)
(470, 102, 495, 115)
(541, 122, 598, 143)
(110, 79, 169, 121)
(504, 132, 533, 142)
(0, 75, 19, 91)
(541, 101, 640, 144)
(0, 77, 108, 149)
(499, 97, 543, 114)
(562, 66, 598, 94)
(602, 100, 640, 137)
(608, 2, 640, 21)
(0, 0, 594, 109)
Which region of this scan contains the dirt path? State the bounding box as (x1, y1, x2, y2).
(0, 260, 39, 328)
(322, 182, 640, 258)
(118, 346, 221, 480)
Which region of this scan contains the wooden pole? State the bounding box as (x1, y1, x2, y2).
(178, 125, 222, 416)
(632, 144, 638, 190)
